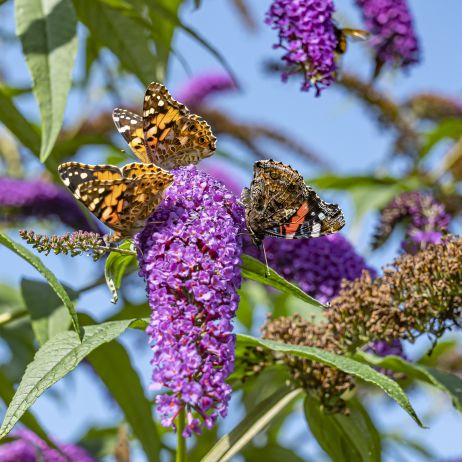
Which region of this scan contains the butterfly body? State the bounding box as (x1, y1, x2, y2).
(113, 82, 216, 170)
(58, 162, 173, 242)
(242, 160, 345, 247)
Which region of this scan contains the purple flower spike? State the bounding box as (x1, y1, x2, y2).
(175, 73, 237, 110)
(355, 0, 420, 71)
(135, 166, 244, 437)
(0, 176, 97, 232)
(372, 191, 450, 253)
(0, 429, 95, 462)
(246, 234, 374, 304)
(265, 0, 338, 95)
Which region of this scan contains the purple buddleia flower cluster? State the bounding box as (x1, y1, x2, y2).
(355, 0, 420, 71)
(135, 166, 244, 437)
(265, 0, 338, 95)
(175, 73, 237, 110)
(246, 234, 374, 304)
(0, 429, 94, 462)
(372, 191, 450, 253)
(0, 177, 96, 231)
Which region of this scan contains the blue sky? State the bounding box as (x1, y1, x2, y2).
(1, 0, 462, 460)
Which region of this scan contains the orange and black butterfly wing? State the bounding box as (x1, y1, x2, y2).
(112, 108, 150, 163)
(58, 162, 123, 195)
(74, 172, 173, 240)
(142, 82, 216, 170)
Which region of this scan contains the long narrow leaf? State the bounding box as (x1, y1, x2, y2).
(0, 232, 81, 338)
(356, 351, 462, 413)
(20, 278, 74, 346)
(241, 255, 325, 309)
(16, 0, 78, 162)
(74, 0, 159, 83)
(201, 387, 303, 462)
(304, 396, 381, 462)
(0, 319, 137, 439)
(0, 369, 48, 441)
(0, 85, 40, 153)
(238, 334, 423, 426)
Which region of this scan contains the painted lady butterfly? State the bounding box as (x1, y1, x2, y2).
(112, 82, 216, 170)
(241, 160, 345, 247)
(58, 162, 173, 242)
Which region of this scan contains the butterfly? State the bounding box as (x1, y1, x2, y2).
(241, 160, 345, 247)
(112, 82, 216, 170)
(58, 162, 174, 242)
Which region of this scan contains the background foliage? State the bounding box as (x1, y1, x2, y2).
(0, 0, 462, 461)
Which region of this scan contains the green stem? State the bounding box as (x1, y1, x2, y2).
(176, 407, 187, 462)
(0, 308, 28, 326)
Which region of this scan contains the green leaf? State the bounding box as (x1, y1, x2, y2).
(356, 351, 462, 413)
(87, 338, 161, 460)
(146, 0, 182, 80)
(304, 396, 381, 462)
(145, 0, 237, 84)
(77, 426, 119, 458)
(200, 386, 303, 462)
(241, 255, 325, 310)
(0, 85, 41, 153)
(0, 319, 137, 439)
(16, 0, 78, 162)
(74, 0, 159, 83)
(309, 174, 399, 190)
(20, 278, 76, 346)
(0, 232, 81, 338)
(104, 240, 137, 304)
(0, 318, 36, 384)
(421, 118, 462, 158)
(238, 335, 423, 426)
(0, 368, 48, 442)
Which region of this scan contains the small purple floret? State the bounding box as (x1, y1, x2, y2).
(135, 166, 244, 437)
(265, 0, 338, 95)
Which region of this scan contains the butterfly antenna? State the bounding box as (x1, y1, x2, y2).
(261, 242, 270, 278)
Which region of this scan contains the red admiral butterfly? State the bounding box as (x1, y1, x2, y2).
(241, 160, 345, 247)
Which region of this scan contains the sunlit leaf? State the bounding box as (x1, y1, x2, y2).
(201, 386, 303, 462)
(0, 319, 139, 439)
(0, 232, 81, 339)
(241, 255, 325, 310)
(16, 0, 78, 162)
(104, 240, 137, 303)
(304, 396, 381, 462)
(238, 335, 423, 426)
